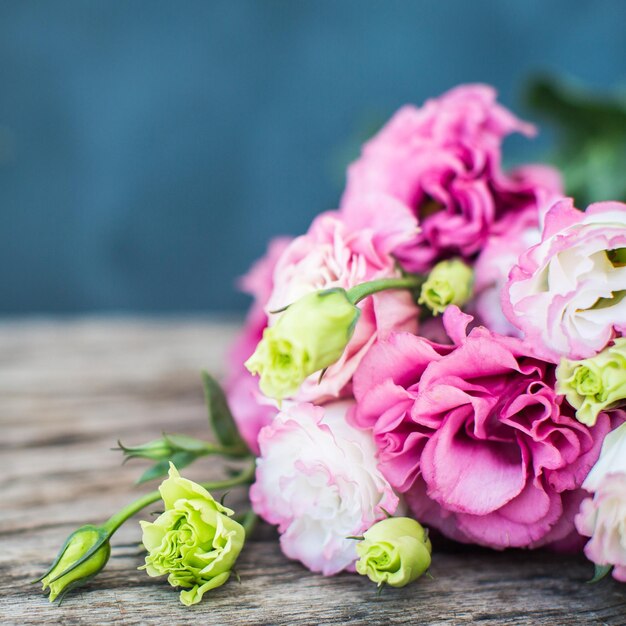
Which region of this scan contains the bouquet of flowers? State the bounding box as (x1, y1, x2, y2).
(37, 84, 626, 606)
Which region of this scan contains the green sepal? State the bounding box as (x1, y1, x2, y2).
(588, 563, 613, 584)
(31, 530, 80, 584)
(45, 533, 109, 585)
(55, 571, 102, 606)
(115, 438, 173, 462)
(116, 433, 216, 462)
(162, 433, 212, 453)
(201, 371, 249, 454)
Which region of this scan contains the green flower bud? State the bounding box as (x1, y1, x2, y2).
(355, 517, 432, 588)
(40, 525, 110, 602)
(556, 338, 626, 426)
(140, 463, 246, 606)
(419, 258, 474, 315)
(245, 288, 360, 400)
(117, 437, 174, 461)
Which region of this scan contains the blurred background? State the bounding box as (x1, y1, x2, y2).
(1, 0, 625, 314)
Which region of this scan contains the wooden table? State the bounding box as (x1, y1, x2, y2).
(1, 318, 625, 625)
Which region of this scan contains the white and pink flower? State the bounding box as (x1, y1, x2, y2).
(505, 199, 626, 362)
(250, 401, 400, 575)
(576, 422, 626, 581)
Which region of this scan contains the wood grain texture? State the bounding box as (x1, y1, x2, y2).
(1, 318, 625, 625)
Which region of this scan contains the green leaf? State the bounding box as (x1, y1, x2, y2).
(524, 75, 626, 206)
(526, 76, 626, 140)
(201, 371, 248, 453)
(588, 563, 613, 584)
(137, 451, 198, 484)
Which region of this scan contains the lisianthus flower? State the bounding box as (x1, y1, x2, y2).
(225, 237, 291, 453)
(245, 289, 360, 401)
(505, 198, 626, 361)
(140, 464, 245, 606)
(349, 313, 457, 492)
(264, 211, 419, 402)
(250, 401, 400, 575)
(340, 84, 562, 271)
(352, 308, 618, 549)
(418, 258, 474, 315)
(355, 517, 432, 588)
(575, 422, 626, 581)
(557, 338, 626, 426)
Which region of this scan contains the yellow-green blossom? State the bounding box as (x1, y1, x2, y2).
(355, 517, 432, 588)
(41, 525, 110, 602)
(140, 464, 246, 606)
(419, 258, 473, 315)
(245, 288, 360, 400)
(556, 338, 626, 426)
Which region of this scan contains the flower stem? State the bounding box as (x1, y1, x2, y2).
(347, 276, 423, 305)
(102, 460, 256, 535)
(240, 510, 258, 536)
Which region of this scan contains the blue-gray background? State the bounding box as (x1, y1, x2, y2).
(1, 1, 625, 314)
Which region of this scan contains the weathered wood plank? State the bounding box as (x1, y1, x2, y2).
(0, 318, 625, 625)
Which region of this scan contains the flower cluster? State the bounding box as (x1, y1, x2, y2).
(231, 84, 626, 583)
(39, 83, 626, 607)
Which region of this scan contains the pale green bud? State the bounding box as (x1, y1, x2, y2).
(556, 338, 626, 426)
(40, 525, 110, 602)
(140, 463, 245, 606)
(355, 517, 432, 588)
(419, 258, 474, 315)
(245, 288, 360, 400)
(117, 437, 174, 461)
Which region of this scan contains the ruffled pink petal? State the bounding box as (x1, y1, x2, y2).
(421, 409, 525, 515)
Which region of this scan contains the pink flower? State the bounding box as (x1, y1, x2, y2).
(505, 199, 626, 361)
(575, 422, 626, 581)
(225, 237, 291, 454)
(472, 210, 541, 335)
(250, 401, 399, 575)
(341, 84, 562, 271)
(352, 308, 615, 549)
(265, 211, 419, 402)
(349, 329, 454, 493)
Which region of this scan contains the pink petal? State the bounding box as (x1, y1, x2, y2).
(421, 409, 525, 515)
